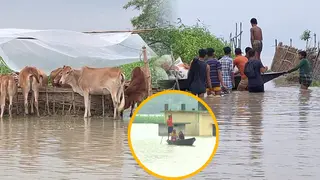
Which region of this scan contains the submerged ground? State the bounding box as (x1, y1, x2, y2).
(0, 80, 319, 179)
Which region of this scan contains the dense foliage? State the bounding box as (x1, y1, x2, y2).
(124, 0, 229, 63)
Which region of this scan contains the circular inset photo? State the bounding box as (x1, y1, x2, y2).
(128, 90, 219, 179)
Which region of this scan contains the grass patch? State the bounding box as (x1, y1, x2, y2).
(133, 114, 164, 124)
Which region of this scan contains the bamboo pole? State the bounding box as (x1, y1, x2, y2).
(235, 23, 238, 48)
(16, 91, 19, 115)
(239, 22, 242, 49)
(62, 95, 65, 115)
(102, 95, 105, 117)
(45, 87, 51, 115)
(53, 87, 56, 114)
(82, 29, 154, 34)
(72, 91, 76, 114)
(275, 39, 278, 51)
(142, 46, 152, 97)
(290, 39, 292, 47)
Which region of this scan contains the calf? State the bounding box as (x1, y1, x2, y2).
(0, 74, 18, 118)
(59, 65, 125, 119)
(120, 67, 148, 118)
(19, 66, 42, 116)
(50, 67, 71, 88)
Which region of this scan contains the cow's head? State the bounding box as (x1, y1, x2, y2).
(53, 68, 63, 85)
(59, 65, 74, 85)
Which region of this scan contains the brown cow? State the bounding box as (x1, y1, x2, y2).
(19, 66, 42, 116)
(0, 74, 18, 118)
(59, 65, 125, 119)
(50, 67, 71, 88)
(30, 69, 49, 115)
(120, 67, 148, 118)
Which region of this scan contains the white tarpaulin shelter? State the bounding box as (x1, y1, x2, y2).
(0, 28, 157, 74)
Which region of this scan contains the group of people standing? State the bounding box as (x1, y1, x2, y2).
(187, 18, 266, 97)
(187, 17, 313, 97)
(187, 45, 268, 97)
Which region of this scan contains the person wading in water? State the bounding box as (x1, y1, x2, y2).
(286, 51, 313, 90)
(219, 47, 234, 94)
(233, 48, 249, 91)
(206, 48, 225, 96)
(188, 49, 212, 97)
(250, 18, 263, 61)
(245, 49, 268, 93)
(245, 47, 252, 59)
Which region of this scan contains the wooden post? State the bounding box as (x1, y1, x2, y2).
(16, 91, 19, 115)
(102, 95, 105, 117)
(235, 23, 238, 48)
(171, 51, 180, 90)
(239, 22, 242, 49)
(314, 33, 317, 48)
(275, 39, 278, 51)
(229, 33, 232, 49)
(62, 95, 65, 115)
(45, 87, 51, 115)
(53, 87, 56, 114)
(142, 46, 152, 97)
(72, 91, 76, 114)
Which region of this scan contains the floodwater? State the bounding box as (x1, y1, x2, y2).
(130, 123, 216, 178)
(0, 81, 319, 179)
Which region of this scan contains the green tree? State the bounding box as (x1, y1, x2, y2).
(123, 0, 228, 63)
(300, 29, 311, 49)
(123, 0, 171, 29)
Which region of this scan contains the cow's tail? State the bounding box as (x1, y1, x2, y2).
(28, 68, 40, 84)
(117, 73, 126, 112)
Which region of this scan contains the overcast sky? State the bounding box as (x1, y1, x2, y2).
(173, 0, 320, 65)
(0, 0, 137, 31)
(1, 0, 318, 66)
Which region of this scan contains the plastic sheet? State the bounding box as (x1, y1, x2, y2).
(0, 28, 157, 74)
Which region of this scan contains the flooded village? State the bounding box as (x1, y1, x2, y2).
(0, 0, 320, 180)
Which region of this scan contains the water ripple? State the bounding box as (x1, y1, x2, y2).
(0, 83, 319, 179)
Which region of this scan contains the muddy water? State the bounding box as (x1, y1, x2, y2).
(0, 81, 319, 179)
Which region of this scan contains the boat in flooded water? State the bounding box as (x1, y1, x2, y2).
(157, 72, 286, 90)
(166, 137, 196, 146)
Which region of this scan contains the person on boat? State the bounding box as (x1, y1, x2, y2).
(167, 114, 173, 140)
(206, 48, 225, 96)
(233, 48, 249, 91)
(219, 47, 234, 94)
(245, 49, 268, 93)
(171, 129, 178, 142)
(250, 18, 263, 61)
(286, 51, 312, 90)
(187, 49, 212, 97)
(178, 131, 185, 140)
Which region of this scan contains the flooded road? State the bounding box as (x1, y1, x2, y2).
(0, 81, 319, 179)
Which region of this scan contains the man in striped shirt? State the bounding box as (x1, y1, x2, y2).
(206, 48, 225, 96)
(219, 47, 234, 93)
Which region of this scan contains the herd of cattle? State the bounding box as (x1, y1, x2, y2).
(0, 65, 149, 119)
